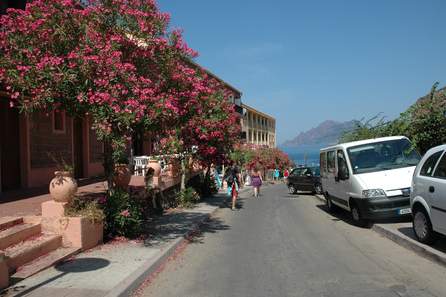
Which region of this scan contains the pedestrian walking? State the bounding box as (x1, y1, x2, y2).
(251, 167, 263, 198)
(224, 165, 241, 210)
(211, 165, 222, 189)
(274, 168, 280, 181)
(283, 168, 289, 182)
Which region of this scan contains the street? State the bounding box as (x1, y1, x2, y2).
(137, 184, 446, 297)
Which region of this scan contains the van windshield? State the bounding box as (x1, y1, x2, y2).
(347, 139, 420, 174)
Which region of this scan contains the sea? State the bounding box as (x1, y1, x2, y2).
(280, 145, 324, 167)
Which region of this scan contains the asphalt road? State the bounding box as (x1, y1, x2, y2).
(137, 184, 446, 297)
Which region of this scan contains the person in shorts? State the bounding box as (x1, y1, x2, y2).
(225, 165, 241, 210)
(250, 167, 263, 198)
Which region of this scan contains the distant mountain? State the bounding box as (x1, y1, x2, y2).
(282, 120, 357, 148)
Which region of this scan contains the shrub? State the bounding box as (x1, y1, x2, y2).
(177, 187, 200, 208)
(65, 196, 105, 224)
(104, 189, 144, 238)
(187, 173, 218, 198)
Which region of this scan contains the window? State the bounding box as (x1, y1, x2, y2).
(337, 150, 349, 180)
(311, 166, 321, 176)
(291, 168, 304, 177)
(53, 111, 66, 133)
(433, 153, 446, 179)
(420, 151, 443, 177)
(327, 151, 336, 173)
(320, 152, 327, 177)
(347, 138, 420, 174)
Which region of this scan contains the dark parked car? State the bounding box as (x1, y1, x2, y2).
(287, 166, 322, 195)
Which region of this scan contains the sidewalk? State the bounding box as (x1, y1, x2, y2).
(0, 191, 234, 297)
(314, 194, 446, 268)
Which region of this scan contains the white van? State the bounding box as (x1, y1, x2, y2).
(320, 136, 420, 226)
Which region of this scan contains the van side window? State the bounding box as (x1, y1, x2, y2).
(337, 150, 349, 180)
(327, 151, 336, 173)
(420, 151, 443, 177)
(433, 153, 446, 179)
(320, 152, 327, 177)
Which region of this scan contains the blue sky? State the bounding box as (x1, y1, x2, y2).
(158, 0, 446, 144)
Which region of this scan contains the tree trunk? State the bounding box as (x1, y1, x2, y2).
(180, 157, 186, 191)
(103, 139, 115, 192)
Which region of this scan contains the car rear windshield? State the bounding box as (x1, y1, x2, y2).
(347, 139, 420, 174)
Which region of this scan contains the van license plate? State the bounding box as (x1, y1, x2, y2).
(398, 208, 411, 215)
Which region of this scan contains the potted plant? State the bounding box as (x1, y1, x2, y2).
(114, 155, 131, 189)
(148, 157, 162, 177)
(49, 158, 77, 203)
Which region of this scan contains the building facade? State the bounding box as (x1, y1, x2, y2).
(0, 96, 105, 193)
(241, 104, 276, 148)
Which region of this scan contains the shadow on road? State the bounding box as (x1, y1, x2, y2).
(278, 192, 315, 199)
(143, 194, 235, 247)
(396, 226, 446, 253)
(187, 216, 232, 245)
(315, 197, 412, 228)
(316, 204, 358, 225)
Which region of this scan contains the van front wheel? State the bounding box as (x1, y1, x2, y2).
(350, 203, 369, 228)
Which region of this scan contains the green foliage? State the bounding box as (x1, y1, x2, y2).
(48, 153, 74, 174)
(176, 187, 200, 208)
(65, 196, 105, 224)
(104, 189, 144, 239)
(340, 83, 446, 155)
(187, 173, 218, 198)
(406, 86, 446, 154)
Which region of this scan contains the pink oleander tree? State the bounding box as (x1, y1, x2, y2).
(232, 145, 293, 179)
(156, 65, 241, 190)
(0, 0, 221, 189)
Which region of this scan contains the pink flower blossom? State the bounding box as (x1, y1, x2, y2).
(120, 210, 130, 217)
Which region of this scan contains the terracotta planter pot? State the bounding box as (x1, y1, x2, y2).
(148, 160, 161, 177)
(114, 164, 131, 189)
(49, 171, 78, 203)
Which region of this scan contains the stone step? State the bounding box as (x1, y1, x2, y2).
(0, 217, 23, 232)
(4, 234, 62, 273)
(12, 246, 81, 279)
(0, 223, 41, 250)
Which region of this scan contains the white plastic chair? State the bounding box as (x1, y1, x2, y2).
(133, 156, 149, 176)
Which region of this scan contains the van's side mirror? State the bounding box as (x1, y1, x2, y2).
(305, 173, 312, 177)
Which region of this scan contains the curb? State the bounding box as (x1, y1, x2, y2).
(105, 202, 222, 297)
(372, 224, 446, 268)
